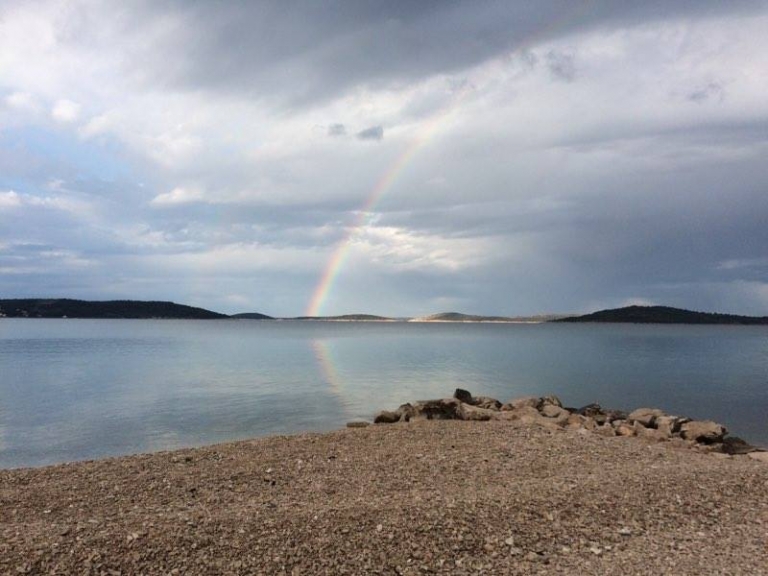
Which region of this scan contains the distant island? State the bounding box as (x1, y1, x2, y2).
(0, 299, 227, 319)
(3, 299, 766, 325)
(557, 305, 768, 325)
(291, 314, 395, 321)
(410, 312, 572, 323)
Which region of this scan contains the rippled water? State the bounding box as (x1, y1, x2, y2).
(1, 319, 766, 468)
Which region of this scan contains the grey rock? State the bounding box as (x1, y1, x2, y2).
(722, 436, 758, 455)
(473, 396, 502, 411)
(373, 411, 400, 424)
(453, 388, 473, 404)
(396, 403, 418, 422)
(411, 398, 464, 420)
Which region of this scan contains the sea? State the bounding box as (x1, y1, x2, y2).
(1, 318, 766, 468)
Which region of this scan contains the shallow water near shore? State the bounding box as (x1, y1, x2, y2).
(1, 318, 767, 468)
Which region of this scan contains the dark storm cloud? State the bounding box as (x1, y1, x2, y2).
(89, 0, 765, 105)
(356, 125, 383, 141)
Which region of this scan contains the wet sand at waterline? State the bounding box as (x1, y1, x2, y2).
(2, 420, 767, 575)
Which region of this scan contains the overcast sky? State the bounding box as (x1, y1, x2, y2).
(1, 1, 767, 316)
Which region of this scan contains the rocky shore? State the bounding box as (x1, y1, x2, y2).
(372, 389, 768, 460)
(1, 392, 767, 575)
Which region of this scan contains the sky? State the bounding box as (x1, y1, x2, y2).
(1, 0, 767, 317)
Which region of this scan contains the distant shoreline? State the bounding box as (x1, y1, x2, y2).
(2, 299, 766, 325)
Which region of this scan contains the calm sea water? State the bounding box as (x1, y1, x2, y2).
(1, 319, 766, 468)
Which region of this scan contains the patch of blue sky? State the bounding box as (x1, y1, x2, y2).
(0, 125, 133, 188)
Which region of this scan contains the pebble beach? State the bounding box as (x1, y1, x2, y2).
(2, 412, 767, 575)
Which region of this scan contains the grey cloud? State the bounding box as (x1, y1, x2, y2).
(687, 81, 725, 103)
(327, 123, 346, 136)
(356, 125, 383, 141)
(545, 50, 577, 82)
(66, 1, 766, 107)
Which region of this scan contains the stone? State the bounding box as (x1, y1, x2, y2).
(453, 388, 473, 404)
(595, 424, 616, 437)
(539, 395, 563, 408)
(473, 396, 502, 411)
(655, 415, 687, 436)
(541, 404, 566, 418)
(680, 420, 727, 443)
(373, 410, 400, 424)
(615, 423, 636, 437)
(722, 436, 758, 455)
(747, 451, 768, 464)
(576, 403, 604, 418)
(502, 396, 540, 411)
(459, 404, 497, 421)
(411, 398, 464, 420)
(396, 403, 418, 422)
(346, 421, 370, 428)
(604, 409, 628, 423)
(498, 406, 562, 430)
(565, 414, 587, 429)
(638, 426, 668, 443)
(627, 408, 665, 428)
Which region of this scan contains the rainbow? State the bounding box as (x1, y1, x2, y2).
(304, 3, 591, 317)
(305, 97, 466, 316)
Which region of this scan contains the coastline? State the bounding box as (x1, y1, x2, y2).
(2, 418, 767, 574)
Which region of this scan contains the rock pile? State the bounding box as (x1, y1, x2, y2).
(372, 388, 764, 457)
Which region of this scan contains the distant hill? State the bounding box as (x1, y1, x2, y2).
(556, 305, 768, 325)
(230, 312, 274, 320)
(292, 314, 394, 321)
(0, 299, 227, 319)
(410, 312, 571, 323)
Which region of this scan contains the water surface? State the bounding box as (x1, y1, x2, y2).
(1, 319, 766, 468)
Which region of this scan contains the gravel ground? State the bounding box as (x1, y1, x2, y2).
(2, 420, 767, 575)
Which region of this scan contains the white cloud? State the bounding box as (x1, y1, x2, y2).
(150, 186, 206, 207)
(51, 99, 81, 123)
(0, 190, 23, 209)
(4, 91, 38, 111)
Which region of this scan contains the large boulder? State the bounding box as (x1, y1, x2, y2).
(453, 388, 502, 410)
(576, 403, 604, 418)
(411, 398, 464, 420)
(655, 415, 688, 436)
(680, 420, 727, 443)
(722, 436, 758, 455)
(540, 404, 570, 425)
(453, 388, 473, 404)
(627, 408, 665, 428)
(540, 395, 563, 409)
(473, 396, 503, 411)
(615, 422, 636, 437)
(502, 396, 540, 411)
(459, 404, 498, 421)
(396, 403, 418, 422)
(373, 410, 400, 424)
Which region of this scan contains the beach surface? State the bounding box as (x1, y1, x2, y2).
(2, 420, 767, 575)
